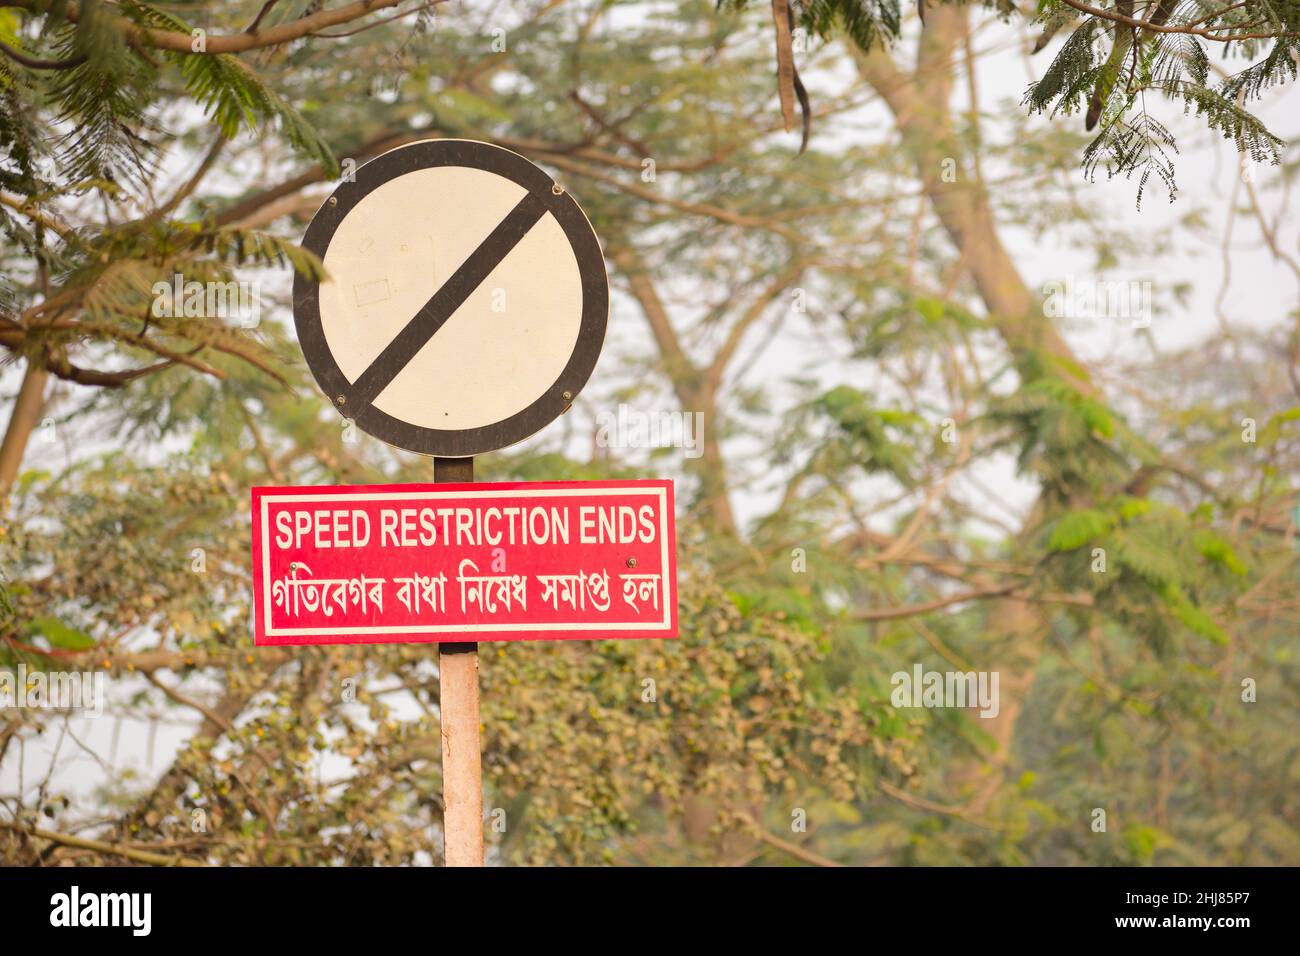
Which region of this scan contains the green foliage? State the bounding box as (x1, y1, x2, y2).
(44, 0, 158, 187)
(26, 615, 96, 650)
(1048, 508, 1111, 551)
(812, 384, 926, 483)
(1023, 1, 1294, 204)
(1193, 529, 1247, 577)
(796, 0, 902, 50)
(1025, 16, 1102, 117)
(122, 1, 338, 175)
(482, 556, 904, 864)
(985, 370, 1128, 505)
(718, 0, 1296, 204)
(1082, 111, 1179, 209)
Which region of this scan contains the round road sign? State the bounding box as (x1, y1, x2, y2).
(293, 139, 608, 457)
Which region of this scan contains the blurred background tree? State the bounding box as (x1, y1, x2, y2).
(0, 0, 1296, 865)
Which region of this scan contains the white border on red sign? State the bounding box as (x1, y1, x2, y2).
(260, 486, 672, 636)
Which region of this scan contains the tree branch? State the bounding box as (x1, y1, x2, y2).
(854, 584, 1020, 622)
(734, 811, 844, 867)
(19, 0, 422, 55)
(0, 39, 85, 70)
(1055, 0, 1299, 41)
(0, 820, 205, 866)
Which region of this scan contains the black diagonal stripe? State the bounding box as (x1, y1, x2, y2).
(346, 190, 548, 408)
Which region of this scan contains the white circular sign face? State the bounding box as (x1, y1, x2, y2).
(293, 140, 608, 457)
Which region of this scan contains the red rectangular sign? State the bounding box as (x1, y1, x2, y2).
(250, 479, 677, 645)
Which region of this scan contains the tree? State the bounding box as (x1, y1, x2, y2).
(740, 0, 1297, 203)
(1, 0, 1297, 866)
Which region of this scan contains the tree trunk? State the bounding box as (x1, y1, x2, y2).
(853, 9, 1090, 809)
(0, 359, 49, 501)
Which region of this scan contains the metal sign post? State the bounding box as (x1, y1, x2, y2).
(434, 455, 482, 867)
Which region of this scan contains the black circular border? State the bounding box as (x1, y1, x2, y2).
(292, 139, 609, 457)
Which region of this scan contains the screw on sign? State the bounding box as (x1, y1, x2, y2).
(263, 139, 678, 867)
